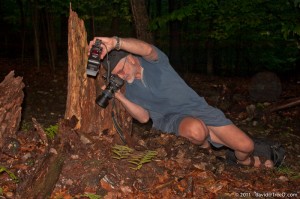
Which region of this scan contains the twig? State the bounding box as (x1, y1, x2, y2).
(266, 97, 300, 113)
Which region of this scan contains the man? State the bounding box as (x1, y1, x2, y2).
(89, 36, 274, 168)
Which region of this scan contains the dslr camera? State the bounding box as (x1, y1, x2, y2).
(96, 74, 124, 108)
(86, 39, 102, 77)
(86, 40, 124, 108)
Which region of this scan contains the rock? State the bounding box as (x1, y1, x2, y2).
(249, 71, 282, 102)
(2, 137, 20, 157)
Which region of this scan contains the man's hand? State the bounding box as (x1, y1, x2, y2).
(88, 36, 158, 61)
(101, 83, 149, 123)
(88, 37, 116, 59)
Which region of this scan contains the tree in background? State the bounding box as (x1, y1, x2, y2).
(130, 0, 153, 42)
(1, 0, 299, 77)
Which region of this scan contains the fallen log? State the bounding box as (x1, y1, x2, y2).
(0, 71, 25, 149)
(15, 119, 73, 199)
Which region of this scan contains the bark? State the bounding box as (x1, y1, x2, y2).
(0, 71, 25, 149)
(130, 0, 153, 43)
(65, 8, 132, 145)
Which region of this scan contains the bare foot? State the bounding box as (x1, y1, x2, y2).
(238, 156, 274, 168)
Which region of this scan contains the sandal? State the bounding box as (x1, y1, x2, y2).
(225, 138, 286, 168)
(225, 149, 271, 168)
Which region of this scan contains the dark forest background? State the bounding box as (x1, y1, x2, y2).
(0, 0, 299, 78)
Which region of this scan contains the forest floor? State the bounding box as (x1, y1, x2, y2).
(0, 58, 300, 199)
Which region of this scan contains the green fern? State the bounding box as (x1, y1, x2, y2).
(128, 150, 158, 170)
(112, 144, 134, 159)
(77, 193, 102, 199)
(45, 124, 59, 139)
(0, 166, 19, 183)
(111, 145, 158, 170)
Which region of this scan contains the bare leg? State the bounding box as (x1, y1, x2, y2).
(208, 124, 273, 168)
(178, 117, 273, 168)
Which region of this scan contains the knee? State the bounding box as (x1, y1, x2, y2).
(238, 139, 254, 154)
(179, 118, 208, 142)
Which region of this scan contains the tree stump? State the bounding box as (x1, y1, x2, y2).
(0, 71, 25, 149)
(65, 8, 133, 145)
(248, 71, 282, 102)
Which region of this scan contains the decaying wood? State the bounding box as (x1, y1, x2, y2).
(0, 71, 25, 149)
(65, 7, 133, 145)
(15, 118, 78, 199)
(32, 117, 48, 146)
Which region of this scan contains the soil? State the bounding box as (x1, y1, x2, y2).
(0, 58, 300, 199)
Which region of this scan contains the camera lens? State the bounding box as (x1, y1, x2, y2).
(96, 89, 113, 108)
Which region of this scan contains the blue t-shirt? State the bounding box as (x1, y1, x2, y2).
(125, 46, 231, 132)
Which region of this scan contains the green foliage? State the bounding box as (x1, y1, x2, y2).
(45, 124, 59, 139)
(1, 0, 299, 75)
(20, 121, 32, 132)
(0, 166, 19, 183)
(112, 145, 134, 159)
(128, 150, 158, 170)
(277, 166, 300, 179)
(77, 193, 102, 199)
(112, 145, 158, 170)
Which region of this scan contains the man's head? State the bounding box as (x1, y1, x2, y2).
(101, 50, 129, 72)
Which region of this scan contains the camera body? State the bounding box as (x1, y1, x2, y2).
(86, 39, 124, 108)
(86, 39, 102, 77)
(96, 74, 124, 108)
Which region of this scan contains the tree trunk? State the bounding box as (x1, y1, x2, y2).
(45, 9, 57, 72)
(206, 38, 214, 75)
(168, 0, 182, 71)
(65, 8, 132, 145)
(130, 0, 153, 43)
(0, 71, 25, 149)
(32, 0, 40, 71)
(16, 0, 26, 65)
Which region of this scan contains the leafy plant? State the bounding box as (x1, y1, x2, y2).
(77, 193, 102, 199)
(0, 166, 19, 183)
(111, 145, 158, 170)
(45, 124, 59, 139)
(128, 150, 158, 170)
(112, 145, 134, 159)
(277, 166, 300, 179)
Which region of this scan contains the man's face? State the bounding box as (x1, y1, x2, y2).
(112, 56, 136, 84)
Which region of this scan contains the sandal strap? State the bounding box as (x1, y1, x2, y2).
(248, 156, 255, 167)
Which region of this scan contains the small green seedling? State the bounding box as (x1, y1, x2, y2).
(0, 166, 19, 183)
(45, 124, 59, 139)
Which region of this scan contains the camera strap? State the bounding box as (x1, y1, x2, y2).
(111, 99, 127, 144)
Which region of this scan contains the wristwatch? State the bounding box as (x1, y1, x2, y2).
(114, 36, 121, 50)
